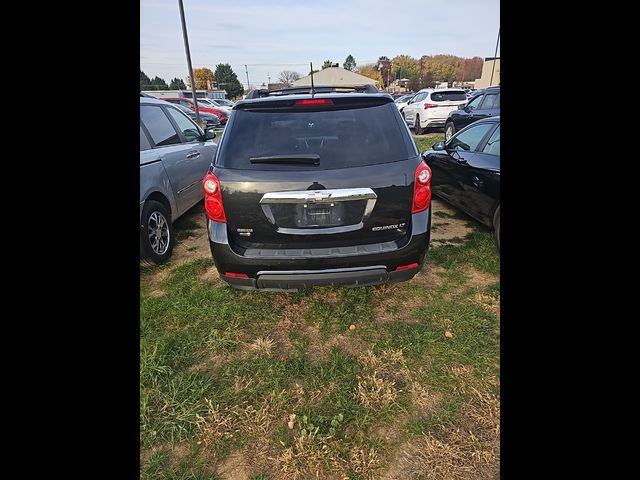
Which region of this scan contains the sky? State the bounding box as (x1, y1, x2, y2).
(141, 0, 499, 89)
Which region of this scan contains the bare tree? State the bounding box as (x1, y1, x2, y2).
(278, 70, 302, 86)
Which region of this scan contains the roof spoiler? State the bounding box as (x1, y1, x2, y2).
(245, 84, 380, 99)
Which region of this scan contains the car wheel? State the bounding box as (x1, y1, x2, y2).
(492, 204, 500, 251)
(415, 114, 423, 135)
(141, 200, 174, 264)
(445, 122, 455, 141)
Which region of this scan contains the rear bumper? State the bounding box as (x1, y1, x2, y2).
(208, 208, 431, 291)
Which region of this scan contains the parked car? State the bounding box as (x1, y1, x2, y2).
(199, 98, 235, 111)
(394, 94, 415, 113)
(173, 103, 220, 130)
(203, 88, 432, 291)
(140, 97, 218, 263)
(444, 86, 499, 141)
(162, 97, 228, 125)
(402, 88, 468, 134)
(422, 116, 500, 249)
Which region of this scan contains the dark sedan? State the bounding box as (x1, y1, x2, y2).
(444, 86, 500, 141)
(422, 116, 500, 249)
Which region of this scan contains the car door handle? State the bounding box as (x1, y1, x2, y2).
(186, 151, 200, 159)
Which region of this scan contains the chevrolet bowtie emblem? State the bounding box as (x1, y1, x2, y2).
(312, 191, 330, 202)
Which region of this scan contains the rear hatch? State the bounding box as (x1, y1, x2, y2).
(428, 90, 468, 119)
(213, 95, 420, 252)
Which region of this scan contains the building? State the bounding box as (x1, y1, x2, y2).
(141, 89, 227, 100)
(267, 82, 288, 90)
(389, 78, 411, 93)
(292, 67, 378, 87)
(474, 57, 500, 89)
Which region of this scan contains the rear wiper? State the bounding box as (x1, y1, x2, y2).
(249, 154, 320, 165)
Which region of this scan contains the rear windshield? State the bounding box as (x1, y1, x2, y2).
(216, 103, 412, 170)
(429, 91, 467, 102)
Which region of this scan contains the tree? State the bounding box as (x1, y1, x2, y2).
(169, 77, 186, 89)
(454, 57, 483, 83)
(140, 70, 151, 90)
(145, 76, 168, 90)
(322, 60, 334, 69)
(278, 70, 301, 86)
(192, 67, 214, 90)
(391, 55, 419, 80)
(343, 54, 356, 72)
(214, 63, 244, 99)
(357, 64, 381, 83)
(375, 56, 392, 88)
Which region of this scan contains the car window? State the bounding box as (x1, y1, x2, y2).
(165, 106, 203, 143)
(446, 123, 494, 152)
(466, 95, 483, 110)
(180, 100, 192, 107)
(480, 93, 500, 109)
(482, 125, 500, 155)
(140, 105, 181, 147)
(217, 103, 412, 170)
(429, 91, 467, 102)
(140, 125, 151, 151)
(413, 93, 425, 102)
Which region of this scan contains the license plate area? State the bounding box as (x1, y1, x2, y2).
(297, 202, 343, 227)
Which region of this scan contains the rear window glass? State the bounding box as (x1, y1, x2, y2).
(429, 91, 467, 102)
(216, 103, 412, 170)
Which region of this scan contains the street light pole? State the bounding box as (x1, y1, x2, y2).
(245, 64, 250, 91)
(177, 0, 200, 125)
(489, 27, 500, 87)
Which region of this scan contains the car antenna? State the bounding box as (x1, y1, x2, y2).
(310, 62, 315, 97)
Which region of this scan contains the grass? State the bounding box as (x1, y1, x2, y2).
(140, 208, 499, 478)
(412, 132, 444, 154)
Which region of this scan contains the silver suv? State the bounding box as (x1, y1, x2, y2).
(140, 97, 217, 263)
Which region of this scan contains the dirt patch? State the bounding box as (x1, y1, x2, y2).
(463, 266, 498, 289)
(199, 265, 222, 284)
(171, 228, 211, 265)
(380, 388, 500, 480)
(306, 326, 370, 362)
(148, 288, 166, 297)
(374, 265, 446, 323)
(430, 198, 473, 247)
(216, 452, 251, 480)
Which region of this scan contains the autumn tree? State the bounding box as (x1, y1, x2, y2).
(455, 57, 483, 82)
(343, 54, 356, 72)
(357, 64, 381, 83)
(391, 55, 419, 81)
(214, 63, 244, 99)
(375, 56, 392, 88)
(169, 77, 186, 89)
(278, 70, 301, 86)
(192, 67, 215, 89)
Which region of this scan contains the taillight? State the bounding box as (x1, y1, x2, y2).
(225, 272, 248, 278)
(412, 163, 432, 213)
(202, 173, 226, 222)
(294, 98, 334, 107)
(424, 103, 438, 109)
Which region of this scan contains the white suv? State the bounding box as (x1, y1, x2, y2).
(402, 88, 468, 134)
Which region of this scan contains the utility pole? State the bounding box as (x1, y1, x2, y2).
(490, 27, 500, 86)
(178, 0, 199, 125)
(267, 72, 271, 86)
(245, 64, 250, 91)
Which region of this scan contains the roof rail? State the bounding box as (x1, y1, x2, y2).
(245, 84, 380, 99)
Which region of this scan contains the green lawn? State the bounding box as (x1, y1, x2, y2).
(140, 179, 499, 479)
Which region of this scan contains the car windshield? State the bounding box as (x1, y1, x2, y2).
(215, 99, 233, 106)
(197, 101, 212, 107)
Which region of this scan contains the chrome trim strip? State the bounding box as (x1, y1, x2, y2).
(177, 180, 199, 195)
(260, 188, 377, 204)
(256, 265, 387, 276)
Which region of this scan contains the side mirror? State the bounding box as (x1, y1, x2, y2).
(458, 104, 466, 110)
(204, 128, 216, 140)
(432, 141, 446, 151)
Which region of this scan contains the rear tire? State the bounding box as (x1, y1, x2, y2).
(445, 122, 455, 141)
(492, 204, 500, 251)
(415, 114, 424, 135)
(140, 200, 174, 264)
